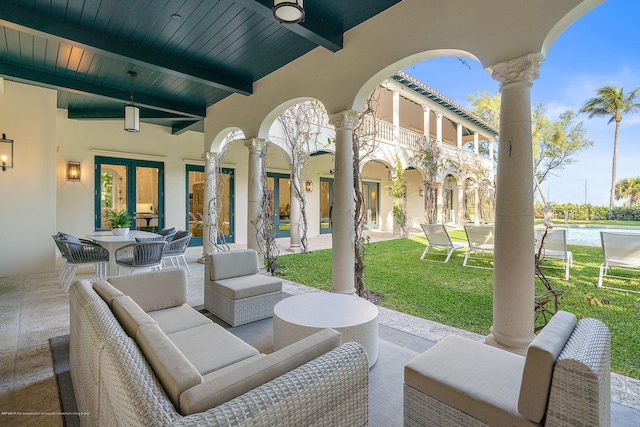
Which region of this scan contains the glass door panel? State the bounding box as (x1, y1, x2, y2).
(99, 164, 127, 230)
(218, 171, 233, 239)
(320, 178, 333, 234)
(187, 167, 205, 245)
(362, 181, 379, 229)
(135, 166, 159, 231)
(267, 173, 291, 238)
(278, 178, 291, 235)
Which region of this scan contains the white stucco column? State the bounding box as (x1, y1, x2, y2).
(474, 185, 480, 225)
(474, 132, 479, 155)
(422, 106, 430, 137)
(245, 138, 266, 261)
(435, 182, 444, 224)
(287, 164, 302, 252)
(456, 122, 463, 149)
(328, 110, 359, 295)
(456, 184, 464, 226)
(486, 53, 542, 353)
(436, 112, 443, 142)
(392, 90, 400, 147)
(201, 151, 217, 261)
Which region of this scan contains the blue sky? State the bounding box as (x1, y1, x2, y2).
(403, 1, 640, 207)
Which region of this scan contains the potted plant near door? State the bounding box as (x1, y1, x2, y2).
(105, 209, 131, 236)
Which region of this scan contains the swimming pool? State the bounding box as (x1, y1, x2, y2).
(564, 227, 640, 246)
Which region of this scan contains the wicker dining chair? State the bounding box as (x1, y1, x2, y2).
(53, 234, 109, 292)
(162, 230, 192, 276)
(114, 241, 166, 275)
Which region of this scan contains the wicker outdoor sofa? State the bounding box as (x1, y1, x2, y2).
(404, 311, 611, 426)
(69, 269, 369, 426)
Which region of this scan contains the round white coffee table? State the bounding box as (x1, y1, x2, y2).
(273, 293, 379, 367)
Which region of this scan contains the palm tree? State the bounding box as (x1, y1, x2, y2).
(580, 86, 640, 218)
(615, 177, 640, 207)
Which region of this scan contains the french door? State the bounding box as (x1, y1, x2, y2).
(361, 181, 379, 229)
(94, 156, 164, 232)
(186, 165, 235, 246)
(266, 173, 291, 238)
(320, 178, 333, 234)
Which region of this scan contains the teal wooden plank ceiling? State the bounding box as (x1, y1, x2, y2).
(0, 0, 401, 133)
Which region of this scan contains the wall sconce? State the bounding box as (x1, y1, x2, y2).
(419, 188, 424, 197)
(0, 133, 14, 172)
(305, 180, 313, 192)
(273, 0, 305, 24)
(67, 161, 81, 181)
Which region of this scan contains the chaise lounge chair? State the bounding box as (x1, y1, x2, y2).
(598, 231, 640, 292)
(419, 224, 467, 263)
(462, 225, 495, 268)
(535, 228, 573, 281)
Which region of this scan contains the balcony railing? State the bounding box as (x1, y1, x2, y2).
(361, 116, 492, 168)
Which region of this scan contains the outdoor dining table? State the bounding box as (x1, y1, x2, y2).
(86, 230, 161, 276)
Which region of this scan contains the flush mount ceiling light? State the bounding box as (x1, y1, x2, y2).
(124, 71, 140, 133)
(273, 0, 304, 24)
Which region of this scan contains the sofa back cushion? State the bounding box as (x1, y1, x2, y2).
(207, 249, 259, 281)
(112, 296, 157, 340)
(136, 323, 203, 412)
(179, 328, 342, 415)
(518, 310, 577, 422)
(93, 279, 124, 308)
(108, 269, 187, 312)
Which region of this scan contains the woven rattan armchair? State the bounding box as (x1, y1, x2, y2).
(53, 234, 108, 292)
(115, 241, 166, 275)
(162, 230, 192, 276)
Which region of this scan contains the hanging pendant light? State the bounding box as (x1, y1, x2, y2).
(124, 71, 140, 133)
(273, 0, 305, 24)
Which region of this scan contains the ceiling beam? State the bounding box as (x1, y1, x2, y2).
(236, 0, 343, 52)
(67, 109, 197, 121)
(172, 121, 201, 135)
(0, 63, 205, 118)
(0, 2, 252, 95)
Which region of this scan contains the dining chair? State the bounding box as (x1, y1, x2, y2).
(162, 231, 192, 276)
(53, 234, 109, 292)
(114, 241, 166, 275)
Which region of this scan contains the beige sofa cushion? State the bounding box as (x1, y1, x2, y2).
(518, 310, 577, 422)
(207, 249, 259, 281)
(136, 323, 203, 413)
(147, 304, 212, 335)
(108, 269, 187, 312)
(111, 296, 156, 339)
(92, 279, 124, 307)
(211, 275, 282, 300)
(405, 335, 536, 427)
(167, 323, 259, 376)
(180, 328, 342, 415)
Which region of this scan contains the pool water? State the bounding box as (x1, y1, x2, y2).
(565, 227, 640, 246)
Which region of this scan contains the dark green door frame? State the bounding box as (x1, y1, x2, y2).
(94, 156, 165, 231)
(185, 165, 235, 246)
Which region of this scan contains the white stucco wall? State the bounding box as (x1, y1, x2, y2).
(0, 81, 57, 276)
(55, 112, 205, 245)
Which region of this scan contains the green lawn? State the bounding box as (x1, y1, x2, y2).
(277, 235, 640, 378)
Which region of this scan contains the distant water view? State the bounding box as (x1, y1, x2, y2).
(565, 227, 640, 246)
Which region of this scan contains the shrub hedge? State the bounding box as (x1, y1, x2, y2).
(534, 202, 640, 221)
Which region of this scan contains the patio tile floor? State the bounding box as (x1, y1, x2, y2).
(0, 232, 638, 426)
